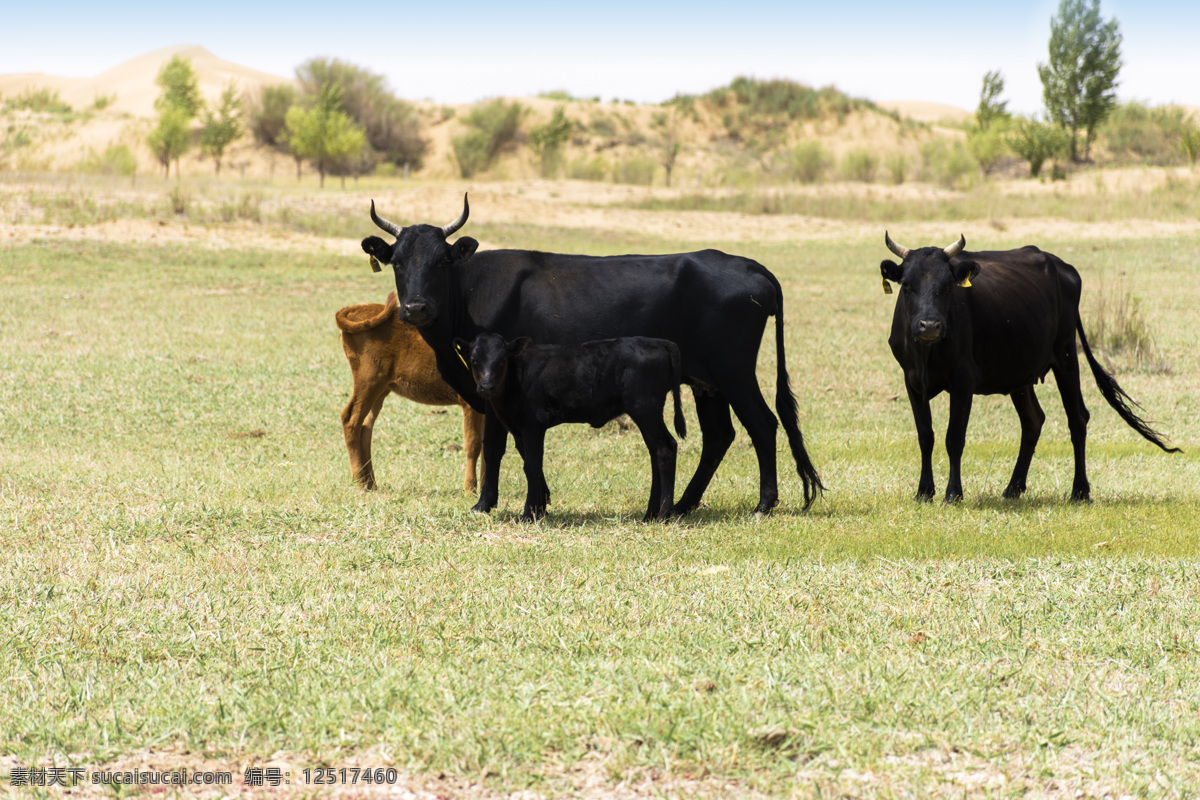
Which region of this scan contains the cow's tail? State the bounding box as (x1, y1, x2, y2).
(1076, 318, 1181, 453)
(770, 275, 824, 509)
(335, 292, 398, 335)
(668, 343, 687, 440)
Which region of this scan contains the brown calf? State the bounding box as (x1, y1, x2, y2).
(336, 292, 484, 492)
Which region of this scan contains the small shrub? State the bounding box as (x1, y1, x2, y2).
(919, 139, 976, 188)
(1008, 118, 1069, 178)
(967, 123, 1010, 175)
(566, 156, 608, 181)
(840, 149, 878, 182)
(1087, 286, 1169, 373)
(92, 93, 117, 111)
(1102, 102, 1188, 166)
(5, 87, 72, 113)
(613, 153, 656, 185)
(884, 153, 910, 184)
(451, 130, 492, 179)
(452, 99, 525, 178)
(79, 143, 137, 177)
(168, 185, 189, 216)
(785, 141, 830, 183)
(1180, 123, 1200, 168)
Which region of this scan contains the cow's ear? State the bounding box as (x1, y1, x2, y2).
(951, 259, 981, 289)
(508, 336, 533, 356)
(362, 236, 391, 272)
(880, 260, 903, 294)
(450, 237, 478, 263)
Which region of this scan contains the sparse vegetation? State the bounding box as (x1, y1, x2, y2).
(78, 143, 137, 177)
(4, 87, 72, 113)
(1101, 101, 1190, 166)
(1009, 117, 1070, 177)
(452, 98, 526, 178)
(919, 138, 976, 188)
(840, 148, 878, 182)
(529, 105, 572, 178)
(784, 141, 832, 184)
(612, 152, 656, 185)
(1087, 284, 1169, 373)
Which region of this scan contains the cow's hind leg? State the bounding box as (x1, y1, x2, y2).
(1052, 350, 1092, 501)
(342, 388, 388, 489)
(674, 391, 735, 516)
(1004, 385, 1045, 498)
(725, 383, 781, 515)
(631, 410, 677, 521)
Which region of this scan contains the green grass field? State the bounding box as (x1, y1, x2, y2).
(2, 223, 1199, 796)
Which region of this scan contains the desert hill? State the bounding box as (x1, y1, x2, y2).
(0, 45, 292, 118)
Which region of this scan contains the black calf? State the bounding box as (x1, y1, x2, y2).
(456, 333, 687, 522)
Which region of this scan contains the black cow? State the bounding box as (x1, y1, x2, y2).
(879, 232, 1179, 503)
(361, 195, 823, 516)
(456, 333, 687, 522)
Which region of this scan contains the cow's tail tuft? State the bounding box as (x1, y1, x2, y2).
(771, 275, 824, 509)
(1077, 318, 1181, 453)
(668, 343, 687, 439)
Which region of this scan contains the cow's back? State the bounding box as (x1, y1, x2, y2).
(461, 250, 777, 386)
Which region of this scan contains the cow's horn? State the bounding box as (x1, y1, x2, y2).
(944, 234, 966, 257)
(884, 230, 909, 259)
(442, 193, 469, 237)
(370, 200, 403, 238)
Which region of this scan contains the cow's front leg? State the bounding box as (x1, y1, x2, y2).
(905, 383, 936, 501)
(472, 410, 507, 514)
(519, 427, 549, 522)
(944, 390, 973, 503)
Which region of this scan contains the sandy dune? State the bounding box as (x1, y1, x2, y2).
(877, 100, 973, 124)
(0, 44, 292, 117)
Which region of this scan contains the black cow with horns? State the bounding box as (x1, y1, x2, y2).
(361, 194, 823, 516)
(879, 232, 1179, 503)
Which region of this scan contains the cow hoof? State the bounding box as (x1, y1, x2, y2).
(915, 491, 935, 503)
(470, 500, 494, 515)
(943, 493, 963, 504)
(1070, 491, 1092, 503)
(1002, 484, 1025, 499)
(521, 506, 547, 523)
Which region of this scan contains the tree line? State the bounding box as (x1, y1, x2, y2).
(146, 56, 426, 186)
(969, 0, 1199, 177)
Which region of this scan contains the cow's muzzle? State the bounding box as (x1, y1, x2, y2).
(402, 300, 433, 327)
(915, 319, 943, 343)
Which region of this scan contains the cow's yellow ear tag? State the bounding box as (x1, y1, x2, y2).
(957, 275, 972, 288)
(455, 342, 469, 369)
(369, 256, 382, 273)
(881, 276, 893, 294)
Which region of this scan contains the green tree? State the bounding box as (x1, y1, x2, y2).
(529, 105, 573, 178)
(199, 81, 243, 176)
(1038, 0, 1122, 162)
(976, 70, 1010, 131)
(249, 84, 296, 149)
(154, 55, 203, 118)
(146, 106, 192, 179)
(296, 58, 425, 170)
(285, 83, 366, 188)
(1008, 117, 1070, 177)
(651, 109, 683, 187)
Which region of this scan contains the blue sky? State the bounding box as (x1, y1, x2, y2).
(2, 1, 1196, 113)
